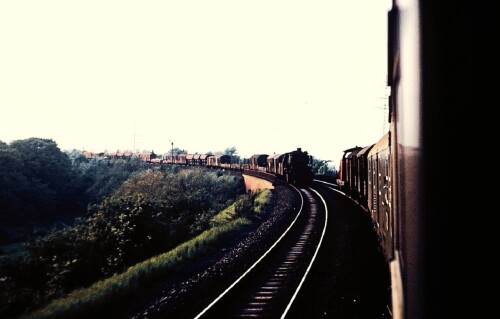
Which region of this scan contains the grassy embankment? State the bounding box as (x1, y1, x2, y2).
(22, 189, 272, 319)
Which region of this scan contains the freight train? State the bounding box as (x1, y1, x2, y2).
(336, 0, 446, 318)
(159, 148, 313, 187)
(85, 148, 313, 187)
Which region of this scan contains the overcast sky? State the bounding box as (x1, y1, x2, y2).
(0, 0, 390, 165)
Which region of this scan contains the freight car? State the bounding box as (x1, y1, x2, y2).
(249, 154, 268, 172)
(163, 153, 187, 165)
(206, 154, 231, 168)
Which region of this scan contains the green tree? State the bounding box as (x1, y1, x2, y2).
(0, 142, 31, 241)
(0, 142, 28, 211)
(310, 158, 337, 177)
(223, 146, 237, 156)
(1, 138, 84, 242)
(82, 157, 149, 205)
(223, 146, 241, 163)
(9, 138, 77, 203)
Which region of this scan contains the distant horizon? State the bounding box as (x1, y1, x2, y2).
(1, 0, 390, 165)
(3, 136, 336, 167)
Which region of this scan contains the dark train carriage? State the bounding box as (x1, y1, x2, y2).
(186, 154, 196, 166)
(249, 154, 268, 172)
(347, 147, 362, 195)
(198, 154, 209, 166)
(367, 132, 392, 259)
(220, 155, 231, 165)
(164, 153, 187, 165)
(267, 153, 284, 175)
(207, 154, 231, 168)
(193, 154, 201, 165)
(337, 146, 362, 192)
(337, 146, 362, 194)
(138, 151, 157, 163)
(356, 144, 375, 206)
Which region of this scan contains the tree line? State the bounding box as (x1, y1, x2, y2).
(0, 138, 247, 317)
(0, 138, 152, 244)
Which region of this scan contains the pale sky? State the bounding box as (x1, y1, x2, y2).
(0, 0, 390, 165)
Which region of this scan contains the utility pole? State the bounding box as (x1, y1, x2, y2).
(131, 125, 141, 153)
(169, 139, 174, 160)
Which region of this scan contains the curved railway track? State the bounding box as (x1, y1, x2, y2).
(129, 176, 389, 319)
(193, 186, 328, 319)
(284, 179, 392, 318)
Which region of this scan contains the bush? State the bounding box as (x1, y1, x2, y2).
(0, 168, 246, 318)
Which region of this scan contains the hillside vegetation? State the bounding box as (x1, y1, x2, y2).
(0, 138, 266, 318)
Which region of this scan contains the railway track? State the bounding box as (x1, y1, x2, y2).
(193, 186, 327, 319)
(128, 177, 389, 318)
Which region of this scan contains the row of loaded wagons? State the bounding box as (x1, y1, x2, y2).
(161, 149, 313, 187)
(248, 153, 292, 176)
(82, 150, 159, 163)
(83, 151, 241, 168)
(82, 150, 237, 169)
(80, 148, 313, 187)
(161, 153, 237, 169)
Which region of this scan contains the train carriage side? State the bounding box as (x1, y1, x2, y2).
(198, 154, 209, 166)
(267, 153, 284, 175)
(249, 154, 268, 172)
(367, 132, 393, 260)
(337, 146, 362, 192)
(164, 153, 187, 165)
(347, 147, 362, 196)
(193, 154, 201, 166)
(138, 151, 157, 163)
(219, 155, 231, 166)
(207, 154, 231, 168)
(206, 155, 217, 168)
(356, 143, 375, 207)
(386, 0, 448, 316)
(177, 153, 187, 165)
(218, 155, 233, 169)
(164, 153, 173, 164)
(186, 154, 196, 166)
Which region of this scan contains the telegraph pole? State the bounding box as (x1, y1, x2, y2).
(169, 139, 174, 159)
(131, 125, 141, 153)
